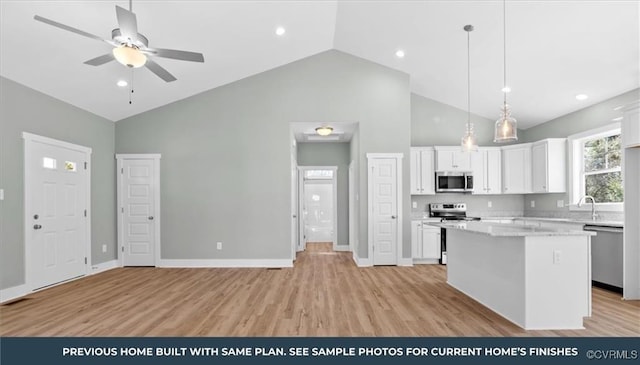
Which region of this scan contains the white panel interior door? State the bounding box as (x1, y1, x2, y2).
(26, 137, 88, 290)
(122, 159, 156, 266)
(371, 158, 397, 265)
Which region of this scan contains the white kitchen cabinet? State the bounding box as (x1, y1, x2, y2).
(531, 138, 566, 193)
(502, 143, 532, 194)
(410, 147, 435, 195)
(411, 220, 440, 262)
(622, 100, 640, 148)
(471, 147, 502, 195)
(434, 146, 472, 171)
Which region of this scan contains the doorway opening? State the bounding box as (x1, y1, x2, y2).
(299, 167, 338, 252)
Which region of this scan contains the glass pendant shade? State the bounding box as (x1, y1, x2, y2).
(113, 45, 147, 68)
(461, 123, 478, 152)
(494, 103, 518, 142)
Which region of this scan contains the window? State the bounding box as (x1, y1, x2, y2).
(568, 123, 623, 211)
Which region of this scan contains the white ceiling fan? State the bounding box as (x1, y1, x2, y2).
(33, 1, 204, 82)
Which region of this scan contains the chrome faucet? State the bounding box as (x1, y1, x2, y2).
(578, 195, 598, 221)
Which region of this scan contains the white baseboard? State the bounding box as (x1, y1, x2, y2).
(0, 283, 29, 304)
(413, 258, 440, 265)
(90, 260, 119, 274)
(398, 257, 413, 266)
(352, 252, 372, 267)
(334, 245, 351, 252)
(159, 259, 293, 268)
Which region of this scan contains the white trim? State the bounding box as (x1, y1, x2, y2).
(298, 166, 338, 250)
(0, 284, 29, 304)
(567, 122, 622, 212)
(398, 258, 413, 266)
(116, 154, 162, 267)
(115, 153, 162, 160)
(90, 260, 119, 274)
(352, 252, 372, 267)
(367, 153, 404, 266)
(348, 160, 356, 254)
(334, 245, 350, 252)
(23, 133, 92, 292)
(159, 259, 293, 268)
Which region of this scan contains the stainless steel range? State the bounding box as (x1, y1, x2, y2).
(429, 203, 480, 264)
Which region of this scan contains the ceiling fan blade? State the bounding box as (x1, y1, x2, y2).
(84, 54, 114, 66)
(145, 59, 177, 82)
(144, 48, 204, 63)
(34, 15, 109, 44)
(115, 6, 138, 42)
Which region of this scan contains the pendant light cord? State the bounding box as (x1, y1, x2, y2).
(503, 0, 507, 106)
(129, 0, 133, 12)
(467, 27, 471, 131)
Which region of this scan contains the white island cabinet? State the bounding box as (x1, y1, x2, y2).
(427, 221, 593, 330)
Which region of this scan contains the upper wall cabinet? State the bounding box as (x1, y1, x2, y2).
(622, 101, 640, 148)
(434, 146, 472, 171)
(531, 138, 567, 193)
(410, 147, 435, 195)
(502, 143, 532, 194)
(471, 147, 502, 195)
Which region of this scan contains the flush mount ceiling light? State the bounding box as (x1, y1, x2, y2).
(494, 0, 518, 143)
(315, 126, 334, 136)
(395, 49, 405, 58)
(112, 45, 147, 68)
(275, 26, 286, 36)
(461, 25, 478, 152)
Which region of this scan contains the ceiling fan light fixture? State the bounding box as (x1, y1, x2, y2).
(315, 126, 333, 136)
(113, 45, 146, 68)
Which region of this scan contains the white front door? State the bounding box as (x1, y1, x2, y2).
(24, 133, 90, 290)
(369, 157, 398, 265)
(120, 158, 157, 266)
(303, 180, 334, 243)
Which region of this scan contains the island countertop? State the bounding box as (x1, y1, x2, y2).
(427, 221, 596, 237)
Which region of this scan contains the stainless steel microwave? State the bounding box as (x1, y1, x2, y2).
(435, 171, 473, 193)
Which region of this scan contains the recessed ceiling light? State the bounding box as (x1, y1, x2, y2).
(275, 26, 286, 36)
(575, 94, 589, 101)
(501, 86, 511, 93)
(117, 80, 128, 87)
(395, 50, 405, 58)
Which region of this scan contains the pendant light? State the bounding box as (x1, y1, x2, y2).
(461, 25, 478, 152)
(494, 0, 518, 142)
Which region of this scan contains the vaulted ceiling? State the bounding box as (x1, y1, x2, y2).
(1, 1, 638, 128)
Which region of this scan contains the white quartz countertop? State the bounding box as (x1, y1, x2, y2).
(426, 221, 596, 237)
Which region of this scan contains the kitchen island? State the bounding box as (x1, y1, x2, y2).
(427, 221, 595, 330)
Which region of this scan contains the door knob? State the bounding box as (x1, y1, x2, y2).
(148, 216, 154, 220)
(33, 224, 42, 230)
(292, 215, 297, 218)
(391, 215, 397, 219)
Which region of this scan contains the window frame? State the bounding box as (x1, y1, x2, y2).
(568, 122, 623, 212)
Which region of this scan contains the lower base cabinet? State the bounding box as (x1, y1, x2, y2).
(412, 220, 441, 263)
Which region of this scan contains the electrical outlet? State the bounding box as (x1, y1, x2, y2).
(553, 250, 562, 264)
(487, 201, 492, 208)
(412, 201, 417, 209)
(102, 244, 107, 253)
(557, 200, 564, 208)
(530, 200, 535, 208)
(217, 242, 222, 250)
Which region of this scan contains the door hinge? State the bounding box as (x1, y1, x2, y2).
(122, 246, 124, 252)
(121, 168, 123, 174)
(121, 207, 124, 213)
(84, 162, 87, 170)
(84, 257, 87, 264)
(84, 209, 87, 217)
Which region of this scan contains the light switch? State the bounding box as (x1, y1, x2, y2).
(557, 200, 564, 208)
(553, 250, 562, 264)
(487, 201, 492, 208)
(0, 189, 3, 201)
(530, 200, 535, 208)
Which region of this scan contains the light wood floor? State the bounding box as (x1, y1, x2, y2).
(1, 243, 638, 337)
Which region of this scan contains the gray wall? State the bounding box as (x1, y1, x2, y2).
(411, 93, 524, 146)
(115, 50, 411, 261)
(521, 88, 639, 219)
(297, 142, 350, 247)
(0, 77, 116, 290)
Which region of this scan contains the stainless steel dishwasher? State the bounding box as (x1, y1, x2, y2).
(584, 225, 624, 293)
